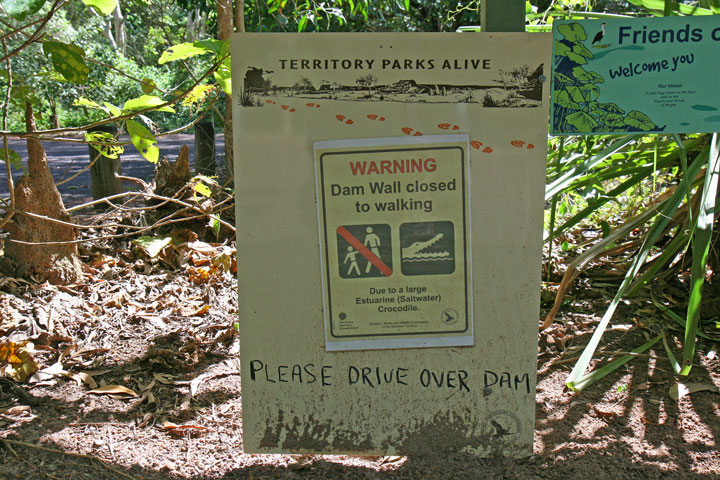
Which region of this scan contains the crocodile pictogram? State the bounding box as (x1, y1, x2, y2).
(401, 233, 451, 260)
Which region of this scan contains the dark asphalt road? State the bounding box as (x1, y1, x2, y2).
(0, 133, 226, 208)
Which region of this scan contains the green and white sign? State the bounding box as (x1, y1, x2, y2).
(552, 16, 720, 135)
(315, 135, 472, 351)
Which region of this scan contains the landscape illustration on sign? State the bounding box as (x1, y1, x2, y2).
(553, 22, 665, 134)
(241, 63, 544, 108)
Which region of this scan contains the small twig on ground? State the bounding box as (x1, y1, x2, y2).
(1, 439, 137, 480)
(1, 439, 18, 457)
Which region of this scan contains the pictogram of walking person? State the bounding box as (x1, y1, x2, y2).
(364, 226, 381, 273)
(344, 246, 361, 276)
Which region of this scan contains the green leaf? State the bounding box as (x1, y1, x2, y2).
(193, 182, 212, 198)
(623, 110, 656, 130)
(208, 215, 221, 236)
(81, 0, 116, 15)
(126, 119, 159, 163)
(626, 0, 713, 15)
(555, 89, 580, 110)
(1, 0, 47, 20)
(566, 51, 588, 65)
(194, 39, 228, 58)
(568, 335, 661, 391)
(565, 142, 710, 391)
(701, 0, 720, 13)
(599, 103, 625, 114)
(213, 57, 231, 95)
(42, 41, 89, 84)
(73, 97, 103, 110)
(566, 111, 599, 131)
(0, 148, 23, 171)
(86, 131, 124, 159)
(104, 102, 121, 117)
(141, 78, 157, 95)
(122, 95, 174, 114)
(572, 66, 604, 84)
(572, 42, 593, 59)
(682, 133, 720, 375)
(661, 330, 683, 375)
(565, 85, 588, 103)
(158, 42, 212, 64)
(133, 236, 172, 259)
(554, 71, 574, 84)
(298, 16, 308, 32)
(604, 112, 625, 128)
(580, 83, 600, 101)
(600, 221, 611, 237)
(182, 85, 214, 108)
(557, 22, 588, 42)
(554, 40, 571, 57)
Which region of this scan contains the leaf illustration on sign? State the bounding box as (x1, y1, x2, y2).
(552, 22, 664, 134)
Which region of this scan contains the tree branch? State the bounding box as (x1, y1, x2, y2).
(0, 38, 16, 231)
(0, 0, 67, 64)
(0, 54, 227, 139)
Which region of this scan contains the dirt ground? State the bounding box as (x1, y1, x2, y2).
(0, 240, 719, 479)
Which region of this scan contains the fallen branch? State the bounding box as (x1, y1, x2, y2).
(7, 204, 234, 246)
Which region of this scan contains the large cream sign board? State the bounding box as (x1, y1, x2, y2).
(233, 33, 550, 456)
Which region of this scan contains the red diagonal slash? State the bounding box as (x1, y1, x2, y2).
(336, 226, 392, 277)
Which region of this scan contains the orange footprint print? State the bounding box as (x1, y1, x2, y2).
(510, 140, 525, 147)
(438, 123, 461, 130)
(281, 105, 295, 112)
(471, 141, 483, 149)
(306, 103, 321, 108)
(336, 114, 353, 124)
(413, 131, 423, 136)
(401, 127, 413, 135)
(483, 146, 493, 153)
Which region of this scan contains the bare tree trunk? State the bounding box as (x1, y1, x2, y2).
(5, 103, 83, 284)
(113, 3, 126, 55)
(185, 8, 199, 42)
(199, 10, 208, 38)
(235, 0, 245, 33)
(103, 19, 117, 50)
(217, 0, 234, 169)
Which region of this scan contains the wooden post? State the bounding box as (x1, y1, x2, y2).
(481, 0, 525, 32)
(194, 119, 216, 176)
(88, 124, 122, 202)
